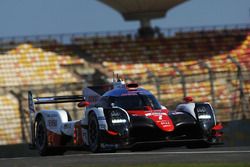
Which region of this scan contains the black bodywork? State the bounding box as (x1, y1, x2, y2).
(94, 88, 220, 148)
(128, 103, 217, 145)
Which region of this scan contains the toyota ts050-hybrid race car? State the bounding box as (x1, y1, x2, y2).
(28, 77, 223, 156)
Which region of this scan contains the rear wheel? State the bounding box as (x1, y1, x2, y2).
(35, 116, 49, 156)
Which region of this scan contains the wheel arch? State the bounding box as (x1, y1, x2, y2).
(84, 107, 108, 130)
(35, 110, 68, 135)
(35, 113, 43, 122)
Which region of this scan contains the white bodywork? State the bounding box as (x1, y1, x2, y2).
(34, 108, 93, 144)
(35, 110, 75, 135)
(82, 107, 107, 130)
(176, 103, 196, 119)
(175, 102, 217, 124)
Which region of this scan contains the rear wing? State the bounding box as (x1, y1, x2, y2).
(28, 91, 84, 112)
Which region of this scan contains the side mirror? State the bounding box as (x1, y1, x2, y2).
(78, 101, 90, 108)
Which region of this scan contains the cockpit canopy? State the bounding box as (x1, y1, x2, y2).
(95, 88, 161, 110)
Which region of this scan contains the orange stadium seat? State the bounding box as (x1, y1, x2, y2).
(0, 44, 86, 87)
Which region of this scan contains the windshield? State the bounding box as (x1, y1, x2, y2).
(110, 94, 161, 110)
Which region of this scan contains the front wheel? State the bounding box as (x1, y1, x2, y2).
(88, 112, 101, 153)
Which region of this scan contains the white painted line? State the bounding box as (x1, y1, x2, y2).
(0, 157, 32, 161)
(1, 150, 250, 161)
(90, 150, 250, 156)
(0, 154, 86, 161)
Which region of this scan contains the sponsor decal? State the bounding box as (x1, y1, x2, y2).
(37, 97, 54, 101)
(48, 119, 57, 127)
(197, 107, 207, 113)
(152, 112, 167, 116)
(87, 95, 99, 103)
(47, 113, 57, 117)
(97, 116, 106, 120)
(160, 120, 170, 125)
(111, 111, 120, 117)
(99, 124, 106, 130)
(145, 112, 166, 117)
(171, 112, 184, 115)
(47, 130, 61, 146)
(121, 92, 138, 96)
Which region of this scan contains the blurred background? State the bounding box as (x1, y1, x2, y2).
(0, 0, 250, 146)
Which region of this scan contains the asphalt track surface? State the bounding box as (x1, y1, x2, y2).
(1, 145, 250, 167)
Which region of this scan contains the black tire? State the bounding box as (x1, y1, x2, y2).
(35, 116, 65, 156)
(88, 112, 101, 153)
(35, 116, 49, 156)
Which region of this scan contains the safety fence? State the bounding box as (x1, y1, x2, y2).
(0, 23, 249, 46)
(0, 61, 249, 145)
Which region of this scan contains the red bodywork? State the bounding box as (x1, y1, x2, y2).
(127, 108, 175, 132)
(47, 130, 62, 146)
(212, 123, 223, 137)
(47, 121, 84, 146)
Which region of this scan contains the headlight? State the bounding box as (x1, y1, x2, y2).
(111, 119, 127, 124)
(198, 114, 212, 119)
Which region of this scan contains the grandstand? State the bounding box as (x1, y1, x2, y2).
(71, 25, 250, 120)
(0, 24, 250, 145)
